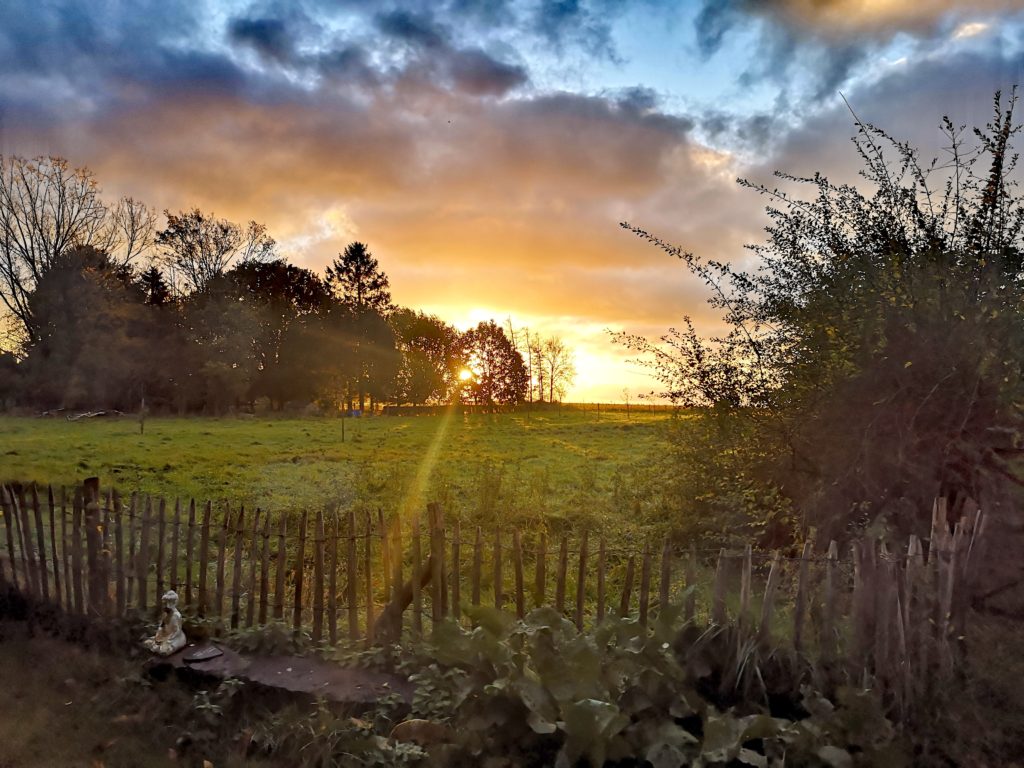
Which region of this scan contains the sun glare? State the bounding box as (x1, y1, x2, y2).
(459, 368, 473, 381)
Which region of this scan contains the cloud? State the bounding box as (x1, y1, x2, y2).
(228, 17, 295, 62)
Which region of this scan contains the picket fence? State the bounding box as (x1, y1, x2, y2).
(0, 479, 986, 687)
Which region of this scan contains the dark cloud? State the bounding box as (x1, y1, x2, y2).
(447, 48, 528, 96)
(534, 0, 620, 60)
(376, 9, 448, 49)
(228, 17, 294, 62)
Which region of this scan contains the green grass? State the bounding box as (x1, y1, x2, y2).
(0, 410, 676, 536)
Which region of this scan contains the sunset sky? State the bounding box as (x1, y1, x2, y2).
(1, 1, 1022, 401)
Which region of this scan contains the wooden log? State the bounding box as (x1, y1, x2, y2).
(575, 530, 588, 630)
(658, 538, 671, 618)
(347, 510, 358, 640)
(555, 536, 568, 614)
(215, 505, 228, 620)
(619, 555, 636, 618)
(711, 549, 728, 625)
(1, 486, 19, 592)
(274, 514, 287, 621)
(312, 509, 325, 642)
(412, 514, 423, 635)
(327, 511, 339, 643)
(793, 540, 813, 652)
(684, 546, 697, 624)
(197, 501, 211, 617)
(513, 529, 525, 619)
(596, 538, 606, 624)
(185, 500, 196, 607)
(739, 544, 752, 629)
(365, 509, 374, 641)
(371, 553, 436, 644)
(230, 507, 246, 630)
(451, 518, 461, 621)
(169, 499, 181, 593)
(31, 486, 49, 602)
(71, 487, 84, 614)
(758, 551, 781, 643)
(293, 510, 308, 634)
(429, 503, 443, 624)
(639, 542, 652, 628)
(534, 532, 546, 609)
(246, 507, 260, 626)
(114, 491, 125, 616)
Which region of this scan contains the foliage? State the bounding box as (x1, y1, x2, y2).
(617, 90, 1024, 541)
(325, 241, 393, 314)
(463, 320, 529, 406)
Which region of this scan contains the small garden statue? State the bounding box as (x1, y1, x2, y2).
(143, 590, 187, 656)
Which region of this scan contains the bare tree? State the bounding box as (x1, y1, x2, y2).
(538, 335, 576, 402)
(0, 155, 154, 343)
(156, 208, 276, 295)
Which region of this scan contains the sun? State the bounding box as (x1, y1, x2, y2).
(459, 368, 473, 381)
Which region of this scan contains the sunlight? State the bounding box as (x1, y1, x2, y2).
(458, 368, 473, 381)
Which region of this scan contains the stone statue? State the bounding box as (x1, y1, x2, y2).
(143, 590, 187, 656)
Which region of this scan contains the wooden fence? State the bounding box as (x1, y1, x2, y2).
(0, 480, 986, 681)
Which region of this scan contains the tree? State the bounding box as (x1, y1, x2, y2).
(618, 90, 1024, 544)
(537, 335, 576, 402)
(138, 266, 172, 306)
(0, 155, 154, 344)
(156, 208, 275, 294)
(463, 320, 528, 406)
(325, 241, 392, 313)
(391, 309, 466, 404)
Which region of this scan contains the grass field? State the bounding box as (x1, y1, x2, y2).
(0, 409, 677, 537)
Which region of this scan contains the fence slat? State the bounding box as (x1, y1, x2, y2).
(197, 501, 211, 616)
(31, 486, 49, 602)
(48, 487, 61, 609)
(658, 537, 671, 618)
(114, 491, 125, 616)
(535, 532, 546, 609)
(555, 536, 567, 614)
(347, 510, 358, 640)
(365, 509, 374, 641)
(274, 514, 287, 621)
(711, 549, 727, 625)
(684, 545, 696, 623)
(758, 551, 781, 643)
(451, 518, 461, 621)
(71, 487, 84, 614)
(639, 543, 652, 628)
(429, 503, 443, 624)
(793, 540, 812, 652)
(391, 516, 403, 635)
(155, 497, 166, 602)
(575, 531, 588, 630)
(493, 528, 504, 611)
(739, 544, 752, 628)
(293, 510, 308, 634)
(380, 508, 390, 605)
(619, 555, 636, 617)
(596, 538, 606, 624)
(126, 493, 137, 611)
(328, 511, 339, 643)
(230, 506, 246, 630)
(1, 486, 19, 592)
(14, 487, 38, 597)
(169, 499, 182, 593)
(412, 514, 423, 635)
(471, 525, 481, 608)
(822, 541, 838, 657)
(185, 500, 196, 607)
(513, 529, 525, 619)
(215, 505, 228, 621)
(138, 496, 154, 614)
(312, 509, 325, 643)
(245, 509, 259, 627)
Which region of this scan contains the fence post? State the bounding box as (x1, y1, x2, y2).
(711, 549, 728, 625)
(273, 514, 287, 621)
(347, 510, 358, 640)
(31, 486, 49, 602)
(246, 509, 260, 627)
(793, 540, 812, 652)
(493, 527, 504, 612)
(185, 500, 196, 607)
(596, 538, 606, 624)
(48, 487, 61, 609)
(114, 491, 125, 616)
(155, 497, 166, 602)
(535, 532, 546, 609)
(170, 499, 182, 593)
(555, 536, 568, 614)
(365, 509, 375, 643)
(327, 511, 339, 643)
(639, 542, 652, 628)
(215, 505, 228, 621)
(619, 555, 636, 618)
(197, 501, 211, 617)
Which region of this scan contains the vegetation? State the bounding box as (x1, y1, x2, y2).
(618, 91, 1024, 545)
(0, 409, 672, 535)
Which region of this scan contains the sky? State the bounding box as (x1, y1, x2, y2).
(1, 0, 1023, 401)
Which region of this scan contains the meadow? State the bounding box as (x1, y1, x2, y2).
(0, 408, 677, 538)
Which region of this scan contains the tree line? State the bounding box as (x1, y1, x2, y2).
(0, 156, 575, 414)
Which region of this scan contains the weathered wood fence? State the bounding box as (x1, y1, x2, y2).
(0, 480, 985, 679)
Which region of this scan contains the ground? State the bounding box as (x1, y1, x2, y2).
(0, 409, 676, 536)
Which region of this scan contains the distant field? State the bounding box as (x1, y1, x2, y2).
(0, 409, 678, 537)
